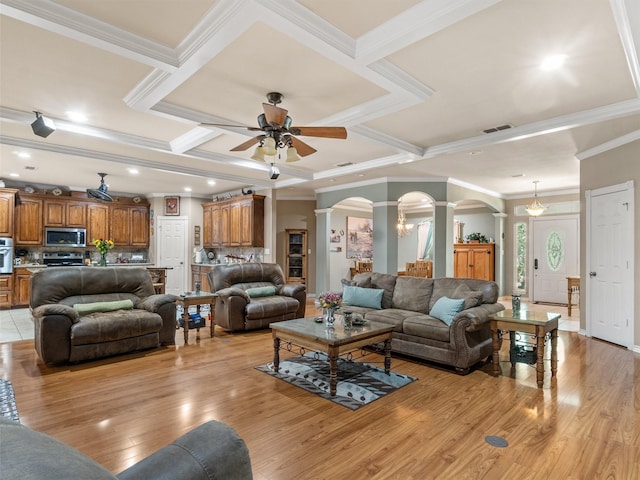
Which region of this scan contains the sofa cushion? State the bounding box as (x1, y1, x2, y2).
(342, 286, 384, 309)
(429, 297, 465, 326)
(451, 284, 484, 309)
(403, 314, 451, 343)
(73, 299, 134, 316)
(368, 273, 398, 309)
(70, 310, 162, 345)
(363, 308, 415, 332)
(245, 286, 277, 298)
(391, 277, 433, 314)
(245, 296, 299, 320)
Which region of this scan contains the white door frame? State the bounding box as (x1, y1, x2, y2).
(156, 216, 190, 294)
(585, 181, 635, 350)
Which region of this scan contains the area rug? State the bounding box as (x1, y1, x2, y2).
(0, 379, 19, 423)
(256, 353, 417, 410)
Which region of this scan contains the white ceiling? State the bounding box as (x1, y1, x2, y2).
(1, 0, 639, 201)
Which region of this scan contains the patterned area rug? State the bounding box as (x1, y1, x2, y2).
(0, 379, 19, 423)
(256, 352, 417, 410)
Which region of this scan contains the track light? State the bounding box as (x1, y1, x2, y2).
(31, 111, 55, 138)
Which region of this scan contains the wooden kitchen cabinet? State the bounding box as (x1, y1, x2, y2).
(12, 268, 35, 307)
(110, 205, 149, 247)
(201, 194, 264, 248)
(0, 274, 13, 309)
(15, 194, 43, 246)
(87, 203, 109, 242)
(453, 243, 495, 281)
(0, 188, 17, 237)
(43, 199, 87, 227)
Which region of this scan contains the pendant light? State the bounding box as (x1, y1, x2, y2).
(525, 180, 547, 216)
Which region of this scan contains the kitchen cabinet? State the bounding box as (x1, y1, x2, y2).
(110, 205, 149, 247)
(12, 268, 34, 307)
(201, 194, 264, 248)
(0, 188, 17, 237)
(285, 229, 307, 284)
(87, 203, 109, 242)
(0, 274, 12, 309)
(15, 194, 43, 246)
(43, 199, 87, 227)
(453, 243, 495, 281)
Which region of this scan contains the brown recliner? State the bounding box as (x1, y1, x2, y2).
(207, 263, 306, 332)
(30, 267, 177, 365)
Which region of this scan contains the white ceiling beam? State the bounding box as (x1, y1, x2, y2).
(610, 0, 640, 96)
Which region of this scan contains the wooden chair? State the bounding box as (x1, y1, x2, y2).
(355, 261, 373, 273)
(406, 260, 433, 278)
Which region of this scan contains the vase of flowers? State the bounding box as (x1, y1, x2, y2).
(93, 238, 114, 266)
(318, 292, 342, 327)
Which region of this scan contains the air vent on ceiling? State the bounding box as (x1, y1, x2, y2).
(24, 166, 36, 170)
(336, 162, 353, 167)
(483, 124, 513, 134)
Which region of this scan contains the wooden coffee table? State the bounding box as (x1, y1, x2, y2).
(270, 317, 394, 396)
(490, 309, 560, 388)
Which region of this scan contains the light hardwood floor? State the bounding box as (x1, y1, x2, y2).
(2, 300, 638, 479)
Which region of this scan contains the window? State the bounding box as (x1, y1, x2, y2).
(515, 223, 527, 291)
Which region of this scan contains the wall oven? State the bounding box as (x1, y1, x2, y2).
(45, 228, 87, 248)
(0, 237, 13, 274)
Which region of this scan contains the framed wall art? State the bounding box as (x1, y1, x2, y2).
(164, 196, 180, 216)
(346, 216, 373, 259)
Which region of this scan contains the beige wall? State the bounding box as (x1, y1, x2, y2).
(275, 200, 317, 294)
(580, 139, 639, 347)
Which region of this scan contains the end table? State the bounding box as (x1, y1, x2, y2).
(175, 292, 217, 344)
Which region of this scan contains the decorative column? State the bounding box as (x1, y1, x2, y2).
(493, 213, 507, 295)
(314, 208, 333, 294)
(372, 201, 398, 274)
(432, 201, 456, 277)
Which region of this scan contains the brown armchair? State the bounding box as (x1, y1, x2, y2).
(207, 263, 306, 332)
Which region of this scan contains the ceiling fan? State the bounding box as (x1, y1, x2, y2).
(200, 92, 347, 162)
(87, 172, 113, 202)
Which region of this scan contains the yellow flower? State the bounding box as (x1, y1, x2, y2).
(93, 238, 115, 255)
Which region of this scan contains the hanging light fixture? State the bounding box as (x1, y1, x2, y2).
(250, 132, 300, 174)
(525, 180, 547, 216)
(397, 201, 414, 237)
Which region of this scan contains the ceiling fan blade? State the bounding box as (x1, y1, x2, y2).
(290, 126, 347, 139)
(290, 137, 317, 157)
(262, 103, 288, 126)
(199, 123, 262, 132)
(230, 136, 261, 152)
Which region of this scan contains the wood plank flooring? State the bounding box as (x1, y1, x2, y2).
(1, 300, 638, 479)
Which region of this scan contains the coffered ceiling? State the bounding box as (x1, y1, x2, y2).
(1, 0, 639, 200)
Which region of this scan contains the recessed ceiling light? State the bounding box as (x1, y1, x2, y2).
(358, 174, 365, 177)
(127, 168, 139, 175)
(66, 111, 88, 123)
(13, 150, 30, 159)
(540, 54, 567, 71)
(9, 173, 19, 177)
(207, 180, 216, 185)
(469, 150, 482, 155)
(184, 187, 192, 192)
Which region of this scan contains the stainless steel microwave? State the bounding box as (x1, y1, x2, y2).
(45, 227, 87, 247)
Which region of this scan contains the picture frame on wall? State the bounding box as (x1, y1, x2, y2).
(346, 216, 373, 259)
(164, 196, 180, 216)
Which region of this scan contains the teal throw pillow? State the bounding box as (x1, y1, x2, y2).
(342, 285, 384, 309)
(429, 296, 465, 326)
(245, 286, 277, 298)
(73, 299, 134, 316)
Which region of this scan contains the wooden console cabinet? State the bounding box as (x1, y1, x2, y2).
(202, 194, 264, 248)
(453, 243, 495, 281)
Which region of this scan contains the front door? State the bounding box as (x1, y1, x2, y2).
(531, 215, 579, 304)
(587, 182, 634, 348)
(157, 216, 188, 296)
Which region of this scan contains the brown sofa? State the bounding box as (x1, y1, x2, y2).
(30, 267, 177, 365)
(207, 263, 306, 332)
(342, 272, 505, 373)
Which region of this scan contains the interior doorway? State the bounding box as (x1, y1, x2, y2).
(156, 216, 189, 296)
(586, 181, 634, 349)
(530, 215, 579, 304)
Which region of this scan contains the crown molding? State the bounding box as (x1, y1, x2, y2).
(610, 0, 640, 96)
(576, 129, 640, 160)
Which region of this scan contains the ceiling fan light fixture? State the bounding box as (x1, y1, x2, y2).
(251, 146, 266, 162)
(261, 136, 277, 156)
(525, 180, 547, 216)
(286, 146, 300, 162)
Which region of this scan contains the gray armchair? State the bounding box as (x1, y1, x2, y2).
(207, 263, 306, 331)
(0, 416, 253, 479)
